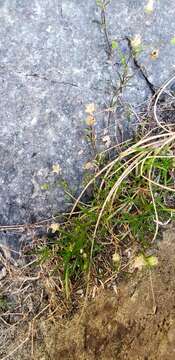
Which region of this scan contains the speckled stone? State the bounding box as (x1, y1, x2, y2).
(0, 0, 175, 253)
(106, 0, 175, 87)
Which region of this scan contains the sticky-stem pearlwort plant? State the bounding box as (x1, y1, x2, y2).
(36, 128, 175, 299)
(37, 76, 175, 300)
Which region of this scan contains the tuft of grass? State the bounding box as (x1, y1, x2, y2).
(35, 76, 175, 301)
(36, 127, 175, 300)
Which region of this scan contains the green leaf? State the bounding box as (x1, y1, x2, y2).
(112, 40, 118, 49)
(170, 37, 175, 45)
(41, 183, 49, 190)
(147, 255, 158, 268)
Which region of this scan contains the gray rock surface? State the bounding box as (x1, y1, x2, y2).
(106, 0, 175, 87)
(0, 0, 175, 253)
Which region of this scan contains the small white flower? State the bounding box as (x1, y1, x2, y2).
(85, 103, 96, 114)
(131, 34, 141, 49)
(112, 253, 120, 263)
(102, 135, 111, 148)
(86, 115, 96, 126)
(83, 161, 94, 170)
(145, 0, 154, 14)
(52, 164, 62, 174)
(49, 223, 60, 233)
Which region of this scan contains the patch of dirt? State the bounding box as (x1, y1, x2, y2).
(0, 227, 175, 359)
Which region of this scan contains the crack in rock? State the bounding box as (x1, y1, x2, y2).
(0, 65, 78, 87)
(125, 36, 156, 95)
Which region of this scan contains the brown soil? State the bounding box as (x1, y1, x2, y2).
(0, 227, 175, 360)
